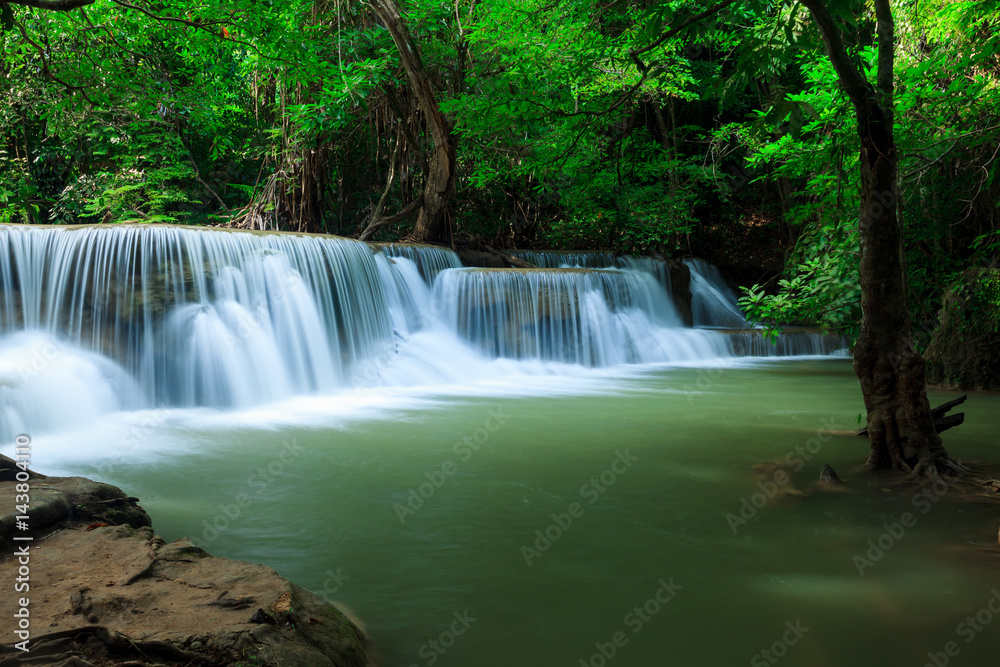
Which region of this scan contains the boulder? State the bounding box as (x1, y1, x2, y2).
(0, 462, 370, 666)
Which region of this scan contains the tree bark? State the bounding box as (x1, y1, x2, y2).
(367, 0, 456, 244)
(800, 0, 958, 474)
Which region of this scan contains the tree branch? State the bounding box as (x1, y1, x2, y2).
(799, 0, 872, 109)
(109, 0, 230, 28)
(107, 0, 285, 62)
(629, 0, 738, 67)
(360, 130, 403, 241)
(368, 0, 451, 155)
(359, 197, 422, 240)
(873, 0, 894, 101)
(12, 15, 95, 103)
(537, 0, 735, 121)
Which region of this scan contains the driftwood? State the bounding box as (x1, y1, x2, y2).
(481, 244, 538, 269)
(854, 395, 967, 437)
(497, 252, 537, 269)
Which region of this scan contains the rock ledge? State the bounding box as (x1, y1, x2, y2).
(0, 455, 369, 666)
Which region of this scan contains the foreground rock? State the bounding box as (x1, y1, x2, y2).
(0, 456, 369, 666)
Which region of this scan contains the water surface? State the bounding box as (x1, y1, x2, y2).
(24, 358, 1000, 667)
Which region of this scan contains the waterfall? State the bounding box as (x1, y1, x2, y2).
(504, 250, 621, 269)
(0, 224, 394, 410)
(371, 243, 462, 282)
(683, 258, 750, 328)
(505, 250, 672, 294)
(0, 331, 143, 442)
(722, 329, 846, 357)
(433, 268, 727, 365)
(1, 224, 845, 437)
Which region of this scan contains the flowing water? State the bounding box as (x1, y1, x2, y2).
(684, 258, 751, 329)
(2, 224, 998, 667)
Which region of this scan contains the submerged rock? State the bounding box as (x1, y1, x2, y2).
(819, 464, 845, 484)
(0, 457, 370, 666)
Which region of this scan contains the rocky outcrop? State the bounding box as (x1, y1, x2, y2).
(924, 268, 1000, 391)
(0, 456, 369, 666)
(0, 455, 150, 553)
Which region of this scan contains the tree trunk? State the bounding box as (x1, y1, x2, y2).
(800, 0, 958, 474)
(851, 98, 949, 472)
(367, 0, 456, 244)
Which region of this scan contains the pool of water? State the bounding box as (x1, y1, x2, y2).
(19, 357, 1000, 667)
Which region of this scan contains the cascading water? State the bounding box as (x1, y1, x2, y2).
(683, 258, 751, 328)
(372, 243, 463, 282)
(504, 249, 621, 269)
(505, 249, 672, 292)
(507, 250, 672, 298)
(433, 268, 723, 365)
(0, 331, 143, 442)
(0, 224, 394, 412)
(0, 224, 844, 438)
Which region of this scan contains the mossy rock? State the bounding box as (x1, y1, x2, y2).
(925, 267, 1000, 391)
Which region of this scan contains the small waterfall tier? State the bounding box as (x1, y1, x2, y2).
(370, 243, 462, 282)
(722, 328, 846, 357)
(433, 268, 727, 365)
(505, 249, 672, 291)
(683, 258, 749, 328)
(504, 250, 621, 269)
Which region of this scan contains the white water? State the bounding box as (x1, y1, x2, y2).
(506, 249, 672, 291)
(0, 225, 843, 439)
(684, 258, 750, 328)
(434, 268, 721, 365)
(0, 331, 142, 442)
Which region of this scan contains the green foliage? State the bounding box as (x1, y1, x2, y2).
(0, 0, 996, 333)
(740, 234, 862, 339)
(51, 125, 197, 224)
(946, 268, 1000, 337)
(727, 0, 1000, 339)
